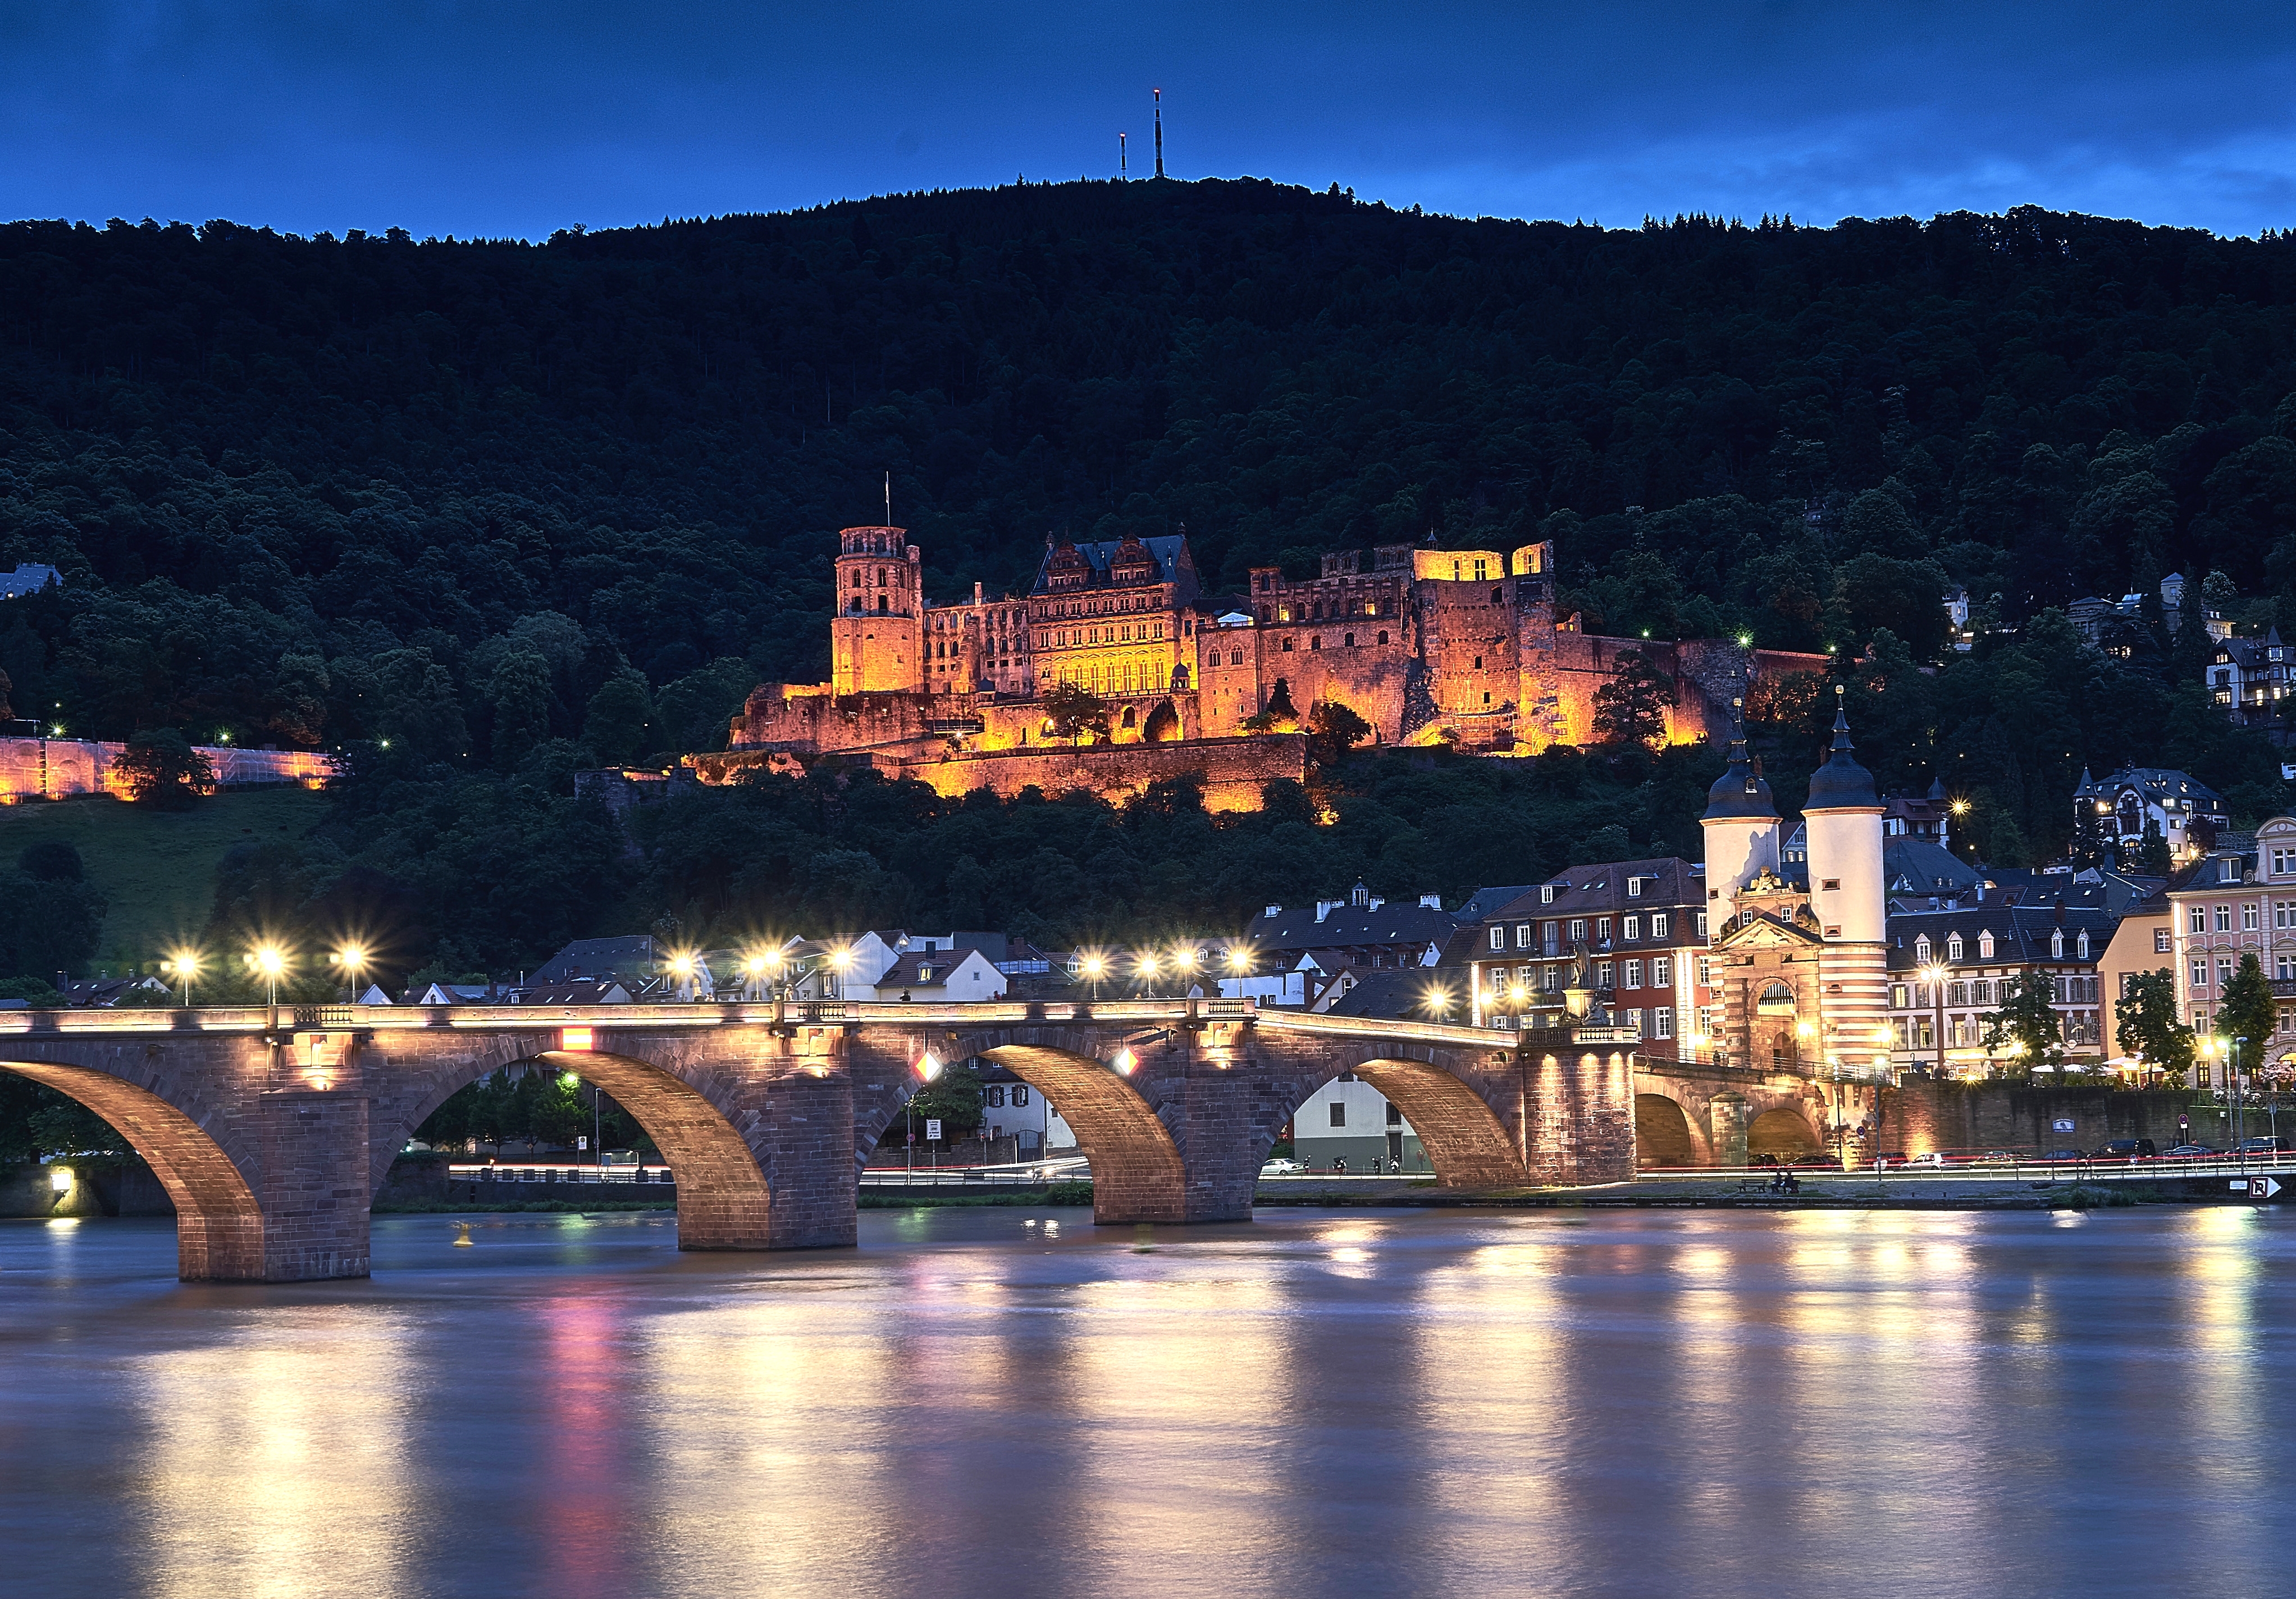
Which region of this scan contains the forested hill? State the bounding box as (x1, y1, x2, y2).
(6, 181, 2296, 976)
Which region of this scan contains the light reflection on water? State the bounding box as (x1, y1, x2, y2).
(3, 1205, 2295, 1598)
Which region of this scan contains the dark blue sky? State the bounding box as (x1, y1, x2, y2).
(6, 1, 2295, 238)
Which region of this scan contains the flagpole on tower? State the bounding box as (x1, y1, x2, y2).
(884, 469, 891, 526)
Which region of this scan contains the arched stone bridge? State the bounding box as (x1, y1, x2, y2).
(0, 998, 1635, 1281)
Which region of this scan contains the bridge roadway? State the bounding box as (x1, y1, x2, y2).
(0, 997, 1638, 1281)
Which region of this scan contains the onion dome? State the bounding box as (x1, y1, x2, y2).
(1704, 731, 1777, 821)
(1804, 697, 1879, 810)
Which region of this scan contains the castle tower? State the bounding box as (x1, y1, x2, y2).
(1803, 691, 1891, 1075)
(830, 526, 926, 695)
(1699, 713, 1779, 928)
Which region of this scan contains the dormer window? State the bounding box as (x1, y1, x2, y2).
(1626, 876, 1644, 897)
(2222, 858, 2242, 884)
(2077, 930, 2090, 958)
(1914, 935, 1932, 963)
(1541, 885, 1556, 904)
(2050, 930, 2065, 960)
(1946, 934, 1964, 961)
(1978, 930, 1994, 960)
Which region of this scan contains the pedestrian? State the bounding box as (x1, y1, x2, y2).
(1333, 1155, 1346, 1175)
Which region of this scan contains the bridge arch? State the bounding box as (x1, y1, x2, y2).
(382, 1043, 777, 1251)
(1318, 1058, 1527, 1187)
(1747, 1105, 1822, 1162)
(0, 1060, 263, 1281)
(862, 1037, 1188, 1225)
(1633, 1093, 1698, 1169)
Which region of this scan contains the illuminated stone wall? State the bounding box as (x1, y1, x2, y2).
(0, 738, 331, 803)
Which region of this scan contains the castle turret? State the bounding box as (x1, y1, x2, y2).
(1803, 689, 1891, 1075)
(1803, 693, 1884, 944)
(1699, 712, 1779, 929)
(830, 526, 926, 695)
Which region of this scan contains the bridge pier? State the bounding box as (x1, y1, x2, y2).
(255, 1089, 373, 1280)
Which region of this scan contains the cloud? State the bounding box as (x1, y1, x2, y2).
(1, 1, 2292, 236)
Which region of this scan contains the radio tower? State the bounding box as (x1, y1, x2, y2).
(1153, 88, 1165, 178)
(1120, 131, 1128, 179)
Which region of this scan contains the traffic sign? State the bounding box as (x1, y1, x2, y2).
(2052, 1118, 2076, 1133)
(926, 1118, 942, 1141)
(2232, 1177, 2283, 1199)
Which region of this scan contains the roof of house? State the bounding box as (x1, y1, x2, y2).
(1884, 838, 1983, 894)
(1482, 857, 1702, 923)
(533, 935, 658, 984)
(1320, 970, 1445, 1021)
(1247, 901, 1457, 951)
(876, 949, 1000, 989)
(2071, 765, 2225, 806)
(513, 979, 630, 1004)
(1033, 534, 1192, 590)
(1886, 903, 2118, 971)
(1452, 885, 1539, 922)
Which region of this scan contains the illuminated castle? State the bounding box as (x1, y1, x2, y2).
(702, 526, 1824, 810)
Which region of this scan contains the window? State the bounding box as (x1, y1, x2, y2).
(1540, 885, 1556, 904)
(2277, 847, 2295, 876)
(2190, 907, 2206, 934)
(1385, 1101, 1402, 1126)
(1623, 960, 1645, 989)
(1973, 980, 1993, 1004)
(1626, 876, 1644, 898)
(2156, 928, 2172, 953)
(1329, 1103, 1346, 1127)
(1652, 913, 1670, 938)
(2219, 956, 2236, 987)
(1949, 981, 1969, 1007)
(2216, 906, 2233, 932)
(1655, 1006, 1674, 1039)
(1978, 930, 1994, 960)
(1489, 927, 1505, 951)
(987, 1086, 1005, 1107)
(1569, 919, 1587, 942)
(2076, 930, 2090, 958)
(2246, 904, 2262, 931)
(2222, 858, 2242, 884)
(1891, 982, 1910, 1008)
(1915, 936, 1932, 963)
(1542, 965, 1561, 991)
(2051, 930, 2065, 959)
(1653, 956, 1673, 986)
(1542, 922, 1560, 956)
(1946, 934, 1964, 961)
(2193, 957, 2211, 989)
(1596, 918, 1613, 940)
(2281, 956, 2295, 982)
(1514, 924, 1533, 949)
(1822, 878, 1841, 892)
(1623, 1008, 1644, 1035)
(1623, 915, 1641, 941)
(1014, 1086, 1029, 1106)
(1596, 962, 1614, 988)
(1693, 912, 1706, 937)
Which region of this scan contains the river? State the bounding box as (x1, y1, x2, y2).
(3, 1204, 2292, 1597)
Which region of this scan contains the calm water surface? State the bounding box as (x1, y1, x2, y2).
(2, 1205, 2292, 1598)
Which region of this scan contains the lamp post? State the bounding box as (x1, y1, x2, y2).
(909, 1049, 943, 1175)
(1921, 961, 1948, 1076)
(251, 944, 285, 1022)
(1080, 954, 1107, 1003)
(161, 949, 202, 1008)
(560, 1069, 604, 1171)
(328, 943, 368, 1004)
(1171, 945, 1198, 997)
(1136, 951, 1161, 998)
(2235, 1035, 2250, 1174)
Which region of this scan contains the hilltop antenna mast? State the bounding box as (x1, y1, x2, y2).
(1153, 88, 1165, 178)
(1119, 131, 1128, 179)
(884, 469, 892, 526)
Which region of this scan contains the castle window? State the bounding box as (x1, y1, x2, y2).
(1344, 633, 1354, 647)
(1491, 588, 1502, 604)
(1376, 631, 1388, 645)
(1311, 637, 1322, 650)
(878, 595, 887, 613)
(1282, 638, 1295, 652)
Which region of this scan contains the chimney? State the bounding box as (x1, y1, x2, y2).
(1314, 900, 1336, 923)
(1368, 896, 1385, 911)
(974, 581, 984, 606)
(1419, 892, 1443, 908)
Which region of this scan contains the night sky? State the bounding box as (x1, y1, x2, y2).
(4, 1, 2294, 239)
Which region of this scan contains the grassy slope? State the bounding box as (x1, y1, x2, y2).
(0, 788, 328, 965)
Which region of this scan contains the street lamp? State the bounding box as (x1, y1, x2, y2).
(328, 942, 369, 1003)
(1136, 951, 1162, 997)
(1921, 961, 1948, 1076)
(161, 948, 202, 1008)
(1171, 947, 1198, 994)
(560, 1068, 603, 1169)
(1080, 953, 1107, 1002)
(249, 943, 286, 1013)
(908, 1049, 943, 1173)
(1225, 945, 1254, 976)
(667, 951, 697, 1002)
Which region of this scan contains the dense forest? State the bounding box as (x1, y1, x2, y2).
(4, 180, 2296, 986)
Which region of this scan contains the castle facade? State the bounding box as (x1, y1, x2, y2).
(700, 525, 1823, 809)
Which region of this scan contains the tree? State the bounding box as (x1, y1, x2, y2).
(1042, 681, 1110, 741)
(582, 674, 654, 765)
(2115, 968, 2194, 1087)
(906, 1064, 985, 1141)
(1305, 700, 1371, 767)
(2217, 952, 2277, 1077)
(1591, 648, 1675, 748)
(1243, 678, 1300, 732)
(111, 728, 212, 809)
(2132, 815, 2174, 877)
(1982, 970, 2064, 1077)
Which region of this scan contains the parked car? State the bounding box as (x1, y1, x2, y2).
(2235, 1136, 2289, 1154)
(2040, 1149, 2088, 1162)
(2090, 1139, 2157, 1162)
(1258, 1157, 1307, 1176)
(2167, 1144, 2220, 1158)
(1896, 1152, 1950, 1168)
(1970, 1150, 2020, 1167)
(1788, 1153, 1839, 1169)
